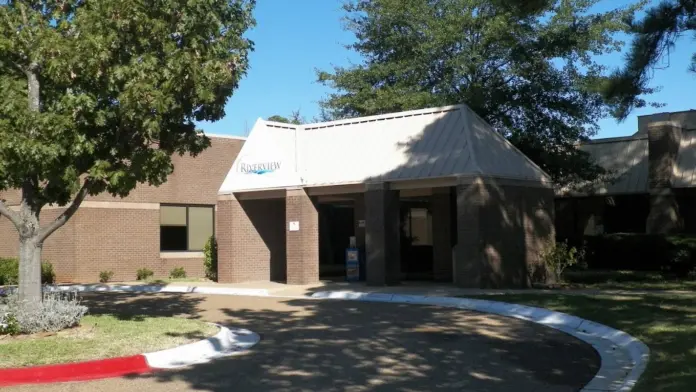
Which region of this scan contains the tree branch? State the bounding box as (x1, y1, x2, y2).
(37, 180, 92, 243)
(0, 199, 22, 230)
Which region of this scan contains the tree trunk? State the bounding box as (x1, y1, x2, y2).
(18, 237, 42, 303)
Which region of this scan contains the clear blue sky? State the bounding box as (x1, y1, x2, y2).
(196, 0, 696, 139)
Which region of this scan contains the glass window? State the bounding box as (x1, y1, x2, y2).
(402, 207, 433, 246)
(160, 205, 214, 252)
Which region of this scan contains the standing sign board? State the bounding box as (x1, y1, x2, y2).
(345, 248, 360, 282)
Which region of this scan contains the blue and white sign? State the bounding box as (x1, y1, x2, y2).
(239, 161, 281, 175)
(345, 248, 360, 282)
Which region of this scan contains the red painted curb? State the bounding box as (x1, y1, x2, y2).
(0, 355, 152, 387)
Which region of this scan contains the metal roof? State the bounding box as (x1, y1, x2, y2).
(561, 136, 649, 196)
(218, 105, 551, 194)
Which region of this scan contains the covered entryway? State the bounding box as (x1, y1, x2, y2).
(215, 105, 555, 288)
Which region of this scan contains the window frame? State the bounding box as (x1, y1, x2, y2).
(159, 203, 215, 253)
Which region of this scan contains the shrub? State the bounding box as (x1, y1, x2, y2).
(203, 236, 217, 281)
(99, 271, 114, 283)
(582, 234, 696, 275)
(0, 312, 20, 335)
(1, 290, 87, 334)
(169, 267, 186, 279)
(41, 262, 56, 284)
(0, 258, 56, 285)
(0, 258, 18, 286)
(540, 240, 585, 281)
(136, 268, 154, 281)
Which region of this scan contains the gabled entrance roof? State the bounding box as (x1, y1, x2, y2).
(219, 104, 551, 194)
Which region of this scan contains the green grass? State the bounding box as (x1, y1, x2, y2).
(547, 270, 696, 291)
(0, 314, 218, 368)
(466, 292, 696, 392)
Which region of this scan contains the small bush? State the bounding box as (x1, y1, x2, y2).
(581, 234, 696, 275)
(203, 236, 217, 281)
(0, 312, 21, 335)
(99, 271, 114, 283)
(169, 267, 186, 279)
(540, 240, 586, 281)
(41, 262, 56, 284)
(136, 268, 154, 281)
(1, 290, 87, 334)
(0, 259, 56, 285)
(0, 258, 18, 285)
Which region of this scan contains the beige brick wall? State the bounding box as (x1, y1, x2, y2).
(73, 208, 160, 282)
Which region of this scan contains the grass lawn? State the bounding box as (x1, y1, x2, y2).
(467, 292, 696, 392)
(0, 314, 218, 368)
(546, 270, 696, 291)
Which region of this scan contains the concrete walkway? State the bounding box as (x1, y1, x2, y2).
(5, 292, 599, 392)
(104, 279, 694, 297)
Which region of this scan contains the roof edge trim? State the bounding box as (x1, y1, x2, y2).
(302, 104, 468, 130)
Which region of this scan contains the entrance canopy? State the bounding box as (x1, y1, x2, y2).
(218, 104, 550, 194)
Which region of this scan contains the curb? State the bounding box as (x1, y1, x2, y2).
(0, 355, 151, 387)
(45, 284, 270, 297)
(15, 284, 649, 390)
(0, 324, 260, 387)
(310, 291, 649, 392)
(144, 324, 260, 369)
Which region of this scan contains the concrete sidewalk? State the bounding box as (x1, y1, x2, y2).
(85, 279, 696, 298)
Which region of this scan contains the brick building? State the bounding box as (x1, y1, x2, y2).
(1, 104, 556, 288)
(556, 110, 696, 241)
(0, 135, 245, 282)
(217, 105, 555, 288)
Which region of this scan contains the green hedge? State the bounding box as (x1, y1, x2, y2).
(581, 234, 696, 275)
(0, 258, 56, 286)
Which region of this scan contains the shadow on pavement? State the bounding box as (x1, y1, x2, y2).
(84, 293, 599, 392)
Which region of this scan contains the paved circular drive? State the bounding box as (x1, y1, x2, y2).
(5, 293, 599, 392)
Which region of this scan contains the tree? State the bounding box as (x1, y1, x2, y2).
(603, 0, 695, 120)
(318, 0, 643, 187)
(0, 0, 255, 303)
(267, 109, 304, 125)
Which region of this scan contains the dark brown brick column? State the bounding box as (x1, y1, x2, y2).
(522, 187, 555, 285)
(646, 121, 683, 233)
(454, 180, 485, 287)
(285, 188, 319, 285)
(431, 187, 453, 282)
(364, 183, 400, 286)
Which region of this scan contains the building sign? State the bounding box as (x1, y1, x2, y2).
(288, 221, 300, 231)
(239, 161, 281, 175)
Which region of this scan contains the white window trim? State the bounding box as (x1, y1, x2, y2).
(160, 251, 205, 259)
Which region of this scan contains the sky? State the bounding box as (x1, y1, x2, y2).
(196, 0, 696, 140)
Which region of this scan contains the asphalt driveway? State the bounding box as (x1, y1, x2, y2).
(5, 292, 600, 392)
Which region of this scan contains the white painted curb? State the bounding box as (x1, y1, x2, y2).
(310, 291, 649, 392)
(144, 324, 260, 369)
(43, 284, 270, 297)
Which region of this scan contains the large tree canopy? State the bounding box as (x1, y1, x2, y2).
(318, 0, 641, 186)
(267, 110, 304, 125)
(603, 0, 696, 120)
(0, 0, 255, 301)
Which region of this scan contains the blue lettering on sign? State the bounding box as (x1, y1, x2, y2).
(239, 161, 281, 175)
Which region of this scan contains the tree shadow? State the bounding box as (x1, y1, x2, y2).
(80, 292, 206, 321)
(471, 292, 696, 392)
(98, 293, 603, 392)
